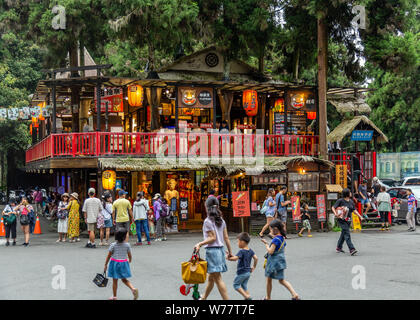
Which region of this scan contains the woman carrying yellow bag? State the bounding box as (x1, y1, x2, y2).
(194, 205, 233, 300)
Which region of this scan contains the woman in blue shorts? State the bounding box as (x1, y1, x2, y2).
(195, 205, 233, 300)
(259, 188, 277, 238)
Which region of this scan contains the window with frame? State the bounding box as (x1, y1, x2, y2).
(288, 172, 319, 192)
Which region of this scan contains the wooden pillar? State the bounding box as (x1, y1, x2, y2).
(213, 88, 217, 129)
(96, 81, 101, 131)
(52, 73, 57, 134)
(317, 13, 328, 159)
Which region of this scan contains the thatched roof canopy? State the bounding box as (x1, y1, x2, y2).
(328, 94, 371, 114)
(328, 115, 388, 143)
(98, 156, 333, 176)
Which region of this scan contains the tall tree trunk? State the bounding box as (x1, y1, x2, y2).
(317, 13, 328, 159)
(294, 47, 300, 80)
(1, 152, 4, 190)
(258, 47, 265, 74)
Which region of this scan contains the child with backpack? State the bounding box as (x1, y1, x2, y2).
(104, 228, 139, 300)
(227, 232, 258, 300)
(260, 219, 300, 300)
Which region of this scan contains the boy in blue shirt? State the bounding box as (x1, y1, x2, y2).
(227, 232, 258, 300)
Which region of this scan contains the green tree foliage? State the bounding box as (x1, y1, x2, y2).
(364, 0, 420, 151)
(105, 0, 199, 72)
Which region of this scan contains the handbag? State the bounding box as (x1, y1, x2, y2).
(260, 200, 268, 215)
(181, 249, 207, 284)
(263, 237, 286, 269)
(93, 272, 108, 287)
(3, 214, 16, 226)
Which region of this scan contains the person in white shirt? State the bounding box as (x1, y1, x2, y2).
(82, 188, 103, 248)
(377, 186, 392, 231)
(100, 192, 114, 245)
(133, 192, 151, 245)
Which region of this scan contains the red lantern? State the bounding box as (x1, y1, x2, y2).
(307, 111, 317, 120)
(242, 89, 258, 116)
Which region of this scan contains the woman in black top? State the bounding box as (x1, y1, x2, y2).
(332, 188, 364, 256)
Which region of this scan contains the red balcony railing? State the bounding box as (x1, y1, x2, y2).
(26, 132, 319, 163)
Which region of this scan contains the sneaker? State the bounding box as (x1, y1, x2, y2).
(336, 247, 345, 253)
(380, 227, 385, 231)
(162, 237, 167, 241)
(350, 249, 358, 256)
(133, 288, 139, 300)
(85, 243, 92, 248)
(155, 238, 161, 242)
(56, 239, 61, 243)
(12, 241, 16, 246)
(245, 297, 253, 300)
(76, 238, 80, 242)
(23, 243, 29, 247)
(147, 241, 151, 245)
(307, 235, 312, 238)
(91, 244, 96, 248)
(104, 242, 109, 246)
(298, 234, 302, 237)
(5, 241, 10, 247)
(136, 242, 143, 246)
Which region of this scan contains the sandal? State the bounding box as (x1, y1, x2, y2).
(56, 239, 61, 243)
(291, 295, 301, 300)
(133, 288, 139, 300)
(108, 297, 117, 300)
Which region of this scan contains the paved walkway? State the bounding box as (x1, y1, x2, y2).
(0, 216, 419, 300)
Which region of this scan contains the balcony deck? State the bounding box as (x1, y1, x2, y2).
(25, 132, 319, 164)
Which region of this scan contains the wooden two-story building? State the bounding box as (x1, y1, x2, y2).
(25, 47, 361, 233)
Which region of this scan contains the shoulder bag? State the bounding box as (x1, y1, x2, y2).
(181, 249, 207, 284)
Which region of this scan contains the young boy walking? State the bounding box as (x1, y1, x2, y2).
(298, 202, 312, 237)
(227, 232, 258, 300)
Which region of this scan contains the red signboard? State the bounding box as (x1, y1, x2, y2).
(291, 196, 301, 223)
(232, 191, 251, 218)
(316, 194, 327, 222)
(94, 87, 124, 113)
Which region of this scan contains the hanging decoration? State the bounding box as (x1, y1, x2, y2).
(102, 170, 117, 190)
(273, 98, 285, 113)
(242, 89, 258, 116)
(307, 111, 317, 120)
(128, 85, 144, 107)
(32, 117, 39, 128)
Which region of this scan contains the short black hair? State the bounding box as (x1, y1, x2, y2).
(342, 188, 351, 198)
(237, 232, 251, 244)
(280, 186, 287, 191)
(209, 189, 215, 195)
(115, 228, 127, 243)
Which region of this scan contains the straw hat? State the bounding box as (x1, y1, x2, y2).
(70, 192, 79, 201)
(61, 193, 70, 199)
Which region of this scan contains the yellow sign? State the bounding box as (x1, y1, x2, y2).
(352, 212, 361, 232)
(335, 165, 347, 188)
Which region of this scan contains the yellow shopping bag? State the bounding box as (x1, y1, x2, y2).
(181, 250, 207, 284)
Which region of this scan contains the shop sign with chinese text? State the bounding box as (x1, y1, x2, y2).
(316, 194, 326, 222)
(351, 130, 373, 141)
(291, 196, 301, 223)
(232, 191, 250, 217)
(178, 87, 214, 109)
(94, 87, 123, 113)
(179, 198, 188, 221)
(335, 165, 347, 188)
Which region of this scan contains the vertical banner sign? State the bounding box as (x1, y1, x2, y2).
(170, 198, 178, 212)
(179, 198, 188, 221)
(352, 212, 362, 232)
(232, 191, 251, 217)
(335, 165, 347, 188)
(291, 196, 301, 223)
(316, 194, 327, 222)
